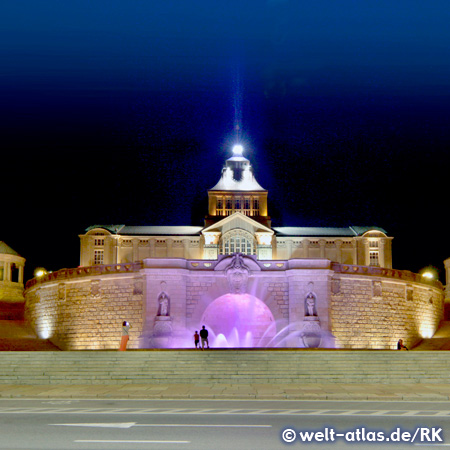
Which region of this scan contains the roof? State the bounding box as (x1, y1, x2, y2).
(120, 226, 203, 236)
(209, 154, 266, 192)
(0, 241, 20, 256)
(85, 225, 203, 236)
(273, 226, 388, 237)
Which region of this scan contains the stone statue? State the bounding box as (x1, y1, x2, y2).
(157, 291, 170, 316)
(304, 292, 317, 317)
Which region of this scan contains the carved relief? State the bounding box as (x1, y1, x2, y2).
(90, 280, 101, 298)
(406, 287, 414, 302)
(225, 253, 249, 294)
(58, 283, 66, 301)
(133, 280, 143, 296)
(372, 280, 382, 297)
(331, 278, 341, 295)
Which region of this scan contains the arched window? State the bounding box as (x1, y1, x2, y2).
(220, 230, 256, 256)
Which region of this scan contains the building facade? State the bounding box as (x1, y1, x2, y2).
(0, 241, 26, 303)
(25, 145, 444, 350)
(79, 145, 393, 269)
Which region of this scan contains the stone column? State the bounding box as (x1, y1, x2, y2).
(379, 240, 386, 268)
(352, 240, 358, 265)
(166, 239, 173, 258)
(5, 262, 11, 281)
(132, 239, 139, 262)
(335, 240, 343, 263)
(286, 240, 293, 260)
(319, 239, 326, 258)
(149, 239, 156, 258)
(113, 238, 120, 264)
(183, 239, 190, 259)
(303, 239, 310, 258)
(364, 240, 370, 266)
(18, 265, 24, 283)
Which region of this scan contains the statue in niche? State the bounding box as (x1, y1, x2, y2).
(225, 253, 249, 294)
(305, 292, 317, 316)
(157, 291, 170, 316)
(157, 282, 170, 316)
(304, 282, 318, 317)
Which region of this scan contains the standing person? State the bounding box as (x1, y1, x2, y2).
(199, 325, 209, 350)
(119, 321, 131, 351)
(194, 330, 200, 349)
(397, 339, 408, 350)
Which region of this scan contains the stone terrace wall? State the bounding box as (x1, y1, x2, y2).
(24, 260, 445, 350)
(25, 264, 144, 350)
(330, 265, 444, 349)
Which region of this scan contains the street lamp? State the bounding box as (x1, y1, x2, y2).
(34, 267, 47, 278)
(420, 266, 438, 281)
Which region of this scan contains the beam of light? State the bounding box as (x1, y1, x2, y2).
(233, 63, 243, 143)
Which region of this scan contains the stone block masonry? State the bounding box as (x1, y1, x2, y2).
(26, 272, 144, 350)
(24, 259, 444, 350)
(331, 271, 444, 349)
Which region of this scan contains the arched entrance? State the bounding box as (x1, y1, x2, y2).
(200, 293, 276, 347)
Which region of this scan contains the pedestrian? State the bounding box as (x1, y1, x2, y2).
(119, 321, 131, 351)
(194, 330, 200, 349)
(397, 339, 408, 350)
(199, 325, 209, 350)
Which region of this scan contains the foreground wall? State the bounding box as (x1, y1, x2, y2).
(330, 265, 444, 349)
(25, 264, 144, 350)
(24, 259, 444, 350)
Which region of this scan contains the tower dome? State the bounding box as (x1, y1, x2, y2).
(206, 145, 270, 227)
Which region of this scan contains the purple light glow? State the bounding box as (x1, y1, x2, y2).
(201, 293, 276, 347)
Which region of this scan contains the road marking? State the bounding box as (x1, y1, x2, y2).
(75, 440, 190, 444)
(51, 422, 271, 428)
(2, 407, 450, 417)
(134, 424, 272, 427)
(50, 422, 136, 428)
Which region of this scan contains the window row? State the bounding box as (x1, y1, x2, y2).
(216, 197, 260, 216)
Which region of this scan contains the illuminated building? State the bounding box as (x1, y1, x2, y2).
(79, 145, 393, 268)
(25, 145, 444, 350)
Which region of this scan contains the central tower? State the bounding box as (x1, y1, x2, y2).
(205, 144, 270, 227)
(202, 144, 274, 260)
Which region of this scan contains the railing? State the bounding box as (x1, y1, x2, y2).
(331, 263, 443, 289)
(25, 262, 143, 290)
(25, 260, 443, 290)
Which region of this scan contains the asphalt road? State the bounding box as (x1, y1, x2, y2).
(0, 399, 449, 449)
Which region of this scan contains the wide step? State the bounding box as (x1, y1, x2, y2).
(0, 350, 449, 385)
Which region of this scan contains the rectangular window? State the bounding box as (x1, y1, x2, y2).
(235, 198, 241, 210)
(369, 251, 379, 266)
(225, 197, 233, 215)
(94, 250, 104, 265)
(252, 198, 259, 214)
(94, 238, 104, 246)
(217, 198, 223, 215)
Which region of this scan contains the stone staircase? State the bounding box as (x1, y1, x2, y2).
(0, 350, 449, 385)
(0, 300, 60, 351)
(412, 321, 450, 350)
(0, 319, 60, 351)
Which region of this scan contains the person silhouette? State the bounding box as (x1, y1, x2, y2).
(199, 325, 209, 350)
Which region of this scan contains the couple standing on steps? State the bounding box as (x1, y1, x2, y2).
(194, 325, 210, 350)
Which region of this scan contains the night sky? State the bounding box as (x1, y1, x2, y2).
(2, 1, 450, 282)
